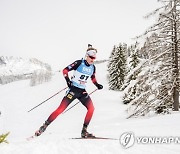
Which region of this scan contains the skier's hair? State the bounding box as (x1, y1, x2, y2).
(86, 44, 97, 52)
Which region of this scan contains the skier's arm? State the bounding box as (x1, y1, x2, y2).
(91, 73, 98, 85)
(91, 66, 103, 90)
(62, 60, 81, 87)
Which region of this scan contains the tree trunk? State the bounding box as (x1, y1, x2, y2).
(173, 87, 179, 110)
(172, 0, 179, 111)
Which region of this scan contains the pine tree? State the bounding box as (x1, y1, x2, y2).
(125, 0, 180, 117)
(122, 43, 140, 104)
(144, 0, 180, 112)
(107, 45, 116, 80)
(108, 43, 127, 90)
(129, 43, 140, 80)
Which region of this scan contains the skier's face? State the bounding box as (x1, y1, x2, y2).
(86, 56, 96, 64)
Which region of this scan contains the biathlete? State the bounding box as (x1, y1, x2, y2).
(35, 44, 103, 138)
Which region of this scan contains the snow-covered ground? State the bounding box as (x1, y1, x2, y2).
(0, 62, 180, 154)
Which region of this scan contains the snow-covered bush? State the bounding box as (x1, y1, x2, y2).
(30, 69, 52, 86)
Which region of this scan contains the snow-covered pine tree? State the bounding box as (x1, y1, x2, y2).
(129, 42, 140, 80)
(126, 0, 180, 118)
(107, 45, 117, 89)
(122, 42, 140, 104)
(108, 43, 127, 90)
(143, 0, 180, 112)
(107, 45, 116, 76)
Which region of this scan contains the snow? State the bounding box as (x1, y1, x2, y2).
(0, 62, 180, 154)
(0, 56, 47, 76)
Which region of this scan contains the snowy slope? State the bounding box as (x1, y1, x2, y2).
(0, 62, 180, 154)
(0, 56, 51, 85)
(0, 56, 50, 76)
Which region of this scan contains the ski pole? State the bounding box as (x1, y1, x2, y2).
(63, 88, 98, 114)
(28, 87, 68, 113)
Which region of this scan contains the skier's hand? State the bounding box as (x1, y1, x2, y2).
(96, 83, 103, 90)
(65, 77, 72, 88)
(67, 80, 72, 88)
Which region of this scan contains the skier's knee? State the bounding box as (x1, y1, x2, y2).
(88, 105, 95, 113)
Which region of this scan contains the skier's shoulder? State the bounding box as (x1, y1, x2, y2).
(69, 59, 82, 70)
(92, 64, 96, 72)
(92, 63, 96, 68)
(73, 59, 96, 71)
(73, 59, 82, 65)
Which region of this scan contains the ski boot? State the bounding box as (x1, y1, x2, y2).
(81, 127, 95, 138)
(35, 121, 50, 136)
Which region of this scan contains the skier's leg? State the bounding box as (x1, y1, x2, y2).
(82, 97, 94, 127)
(47, 97, 73, 122)
(35, 90, 76, 136)
(79, 92, 95, 137)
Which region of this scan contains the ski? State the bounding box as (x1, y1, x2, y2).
(71, 136, 118, 140)
(26, 135, 36, 141)
(26, 134, 118, 141)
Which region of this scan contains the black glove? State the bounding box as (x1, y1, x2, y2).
(65, 77, 72, 88)
(67, 80, 72, 88)
(95, 83, 103, 90)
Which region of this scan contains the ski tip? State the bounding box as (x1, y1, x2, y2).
(26, 135, 36, 141)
